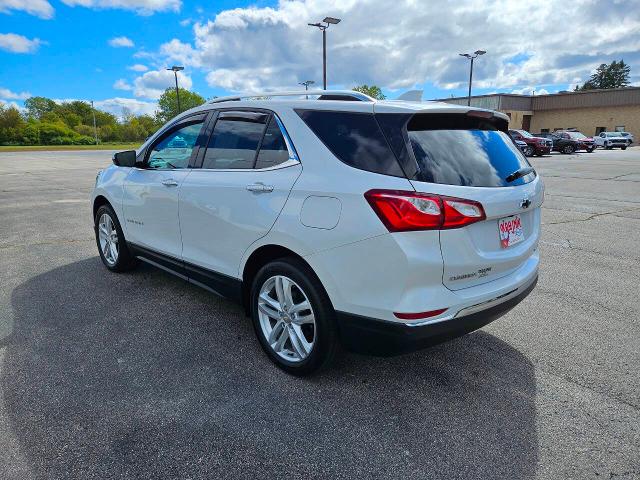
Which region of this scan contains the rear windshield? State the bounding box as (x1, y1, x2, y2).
(408, 116, 534, 187)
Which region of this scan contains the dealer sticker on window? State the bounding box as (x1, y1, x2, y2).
(498, 214, 524, 248)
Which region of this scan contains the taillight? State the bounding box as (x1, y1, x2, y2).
(364, 190, 485, 232)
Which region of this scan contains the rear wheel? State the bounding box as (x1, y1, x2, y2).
(621, 146, 627, 150)
(95, 204, 137, 272)
(562, 144, 575, 154)
(523, 146, 534, 157)
(586, 148, 594, 153)
(250, 258, 338, 375)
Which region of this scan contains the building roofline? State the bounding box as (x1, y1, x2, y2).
(433, 86, 640, 102)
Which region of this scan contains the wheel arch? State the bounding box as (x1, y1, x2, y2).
(241, 244, 328, 314)
(93, 195, 112, 219)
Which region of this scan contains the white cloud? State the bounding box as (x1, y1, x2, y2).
(128, 63, 148, 72)
(113, 79, 133, 91)
(179, 18, 191, 27)
(0, 33, 43, 53)
(0, 99, 26, 111)
(133, 69, 192, 99)
(511, 86, 551, 96)
(109, 36, 134, 48)
(0, 87, 31, 100)
(161, 0, 640, 93)
(94, 97, 157, 118)
(61, 0, 181, 16)
(0, 0, 54, 19)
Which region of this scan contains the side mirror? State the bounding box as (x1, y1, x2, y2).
(113, 150, 137, 167)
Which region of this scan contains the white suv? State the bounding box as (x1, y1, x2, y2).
(92, 90, 542, 375)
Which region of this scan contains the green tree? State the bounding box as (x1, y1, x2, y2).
(156, 88, 206, 124)
(353, 84, 386, 100)
(576, 60, 631, 90)
(0, 104, 26, 144)
(24, 96, 57, 120)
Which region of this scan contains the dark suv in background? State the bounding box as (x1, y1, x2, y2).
(557, 131, 594, 152)
(534, 132, 592, 154)
(508, 129, 552, 156)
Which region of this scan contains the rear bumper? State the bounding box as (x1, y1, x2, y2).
(336, 274, 538, 356)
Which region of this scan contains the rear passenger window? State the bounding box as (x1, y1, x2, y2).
(202, 117, 266, 169)
(255, 117, 290, 169)
(296, 110, 404, 177)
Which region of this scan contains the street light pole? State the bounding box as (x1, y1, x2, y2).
(90, 100, 98, 145)
(299, 80, 315, 99)
(308, 17, 341, 90)
(459, 50, 486, 106)
(167, 66, 184, 115)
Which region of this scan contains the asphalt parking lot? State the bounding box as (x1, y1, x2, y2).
(1, 148, 639, 479)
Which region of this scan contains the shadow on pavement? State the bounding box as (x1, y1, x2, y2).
(4, 258, 538, 479)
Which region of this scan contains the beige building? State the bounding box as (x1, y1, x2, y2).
(437, 87, 640, 140)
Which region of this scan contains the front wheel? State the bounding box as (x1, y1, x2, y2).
(95, 204, 138, 272)
(586, 148, 594, 153)
(250, 258, 339, 375)
(621, 146, 627, 150)
(562, 144, 575, 154)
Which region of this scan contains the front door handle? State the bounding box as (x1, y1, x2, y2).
(162, 178, 179, 187)
(246, 183, 274, 193)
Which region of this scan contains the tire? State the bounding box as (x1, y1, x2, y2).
(621, 146, 627, 150)
(94, 204, 138, 272)
(523, 146, 534, 157)
(250, 258, 339, 375)
(586, 148, 593, 153)
(562, 144, 575, 154)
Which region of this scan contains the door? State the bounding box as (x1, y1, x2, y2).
(122, 115, 207, 259)
(179, 111, 302, 279)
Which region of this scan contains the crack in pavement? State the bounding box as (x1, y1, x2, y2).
(0, 238, 94, 250)
(543, 207, 640, 225)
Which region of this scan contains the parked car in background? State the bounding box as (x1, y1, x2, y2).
(514, 139, 533, 156)
(594, 132, 628, 150)
(534, 132, 579, 154)
(619, 132, 634, 145)
(92, 90, 542, 375)
(556, 131, 594, 152)
(508, 129, 552, 156)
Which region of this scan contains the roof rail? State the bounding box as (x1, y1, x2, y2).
(207, 90, 375, 104)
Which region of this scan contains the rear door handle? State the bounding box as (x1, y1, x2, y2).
(246, 183, 274, 193)
(162, 179, 179, 187)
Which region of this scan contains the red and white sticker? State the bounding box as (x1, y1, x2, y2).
(498, 214, 524, 248)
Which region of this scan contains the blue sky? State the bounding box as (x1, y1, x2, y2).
(1, 0, 638, 117)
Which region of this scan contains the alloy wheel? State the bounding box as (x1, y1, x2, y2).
(98, 213, 119, 266)
(257, 275, 316, 363)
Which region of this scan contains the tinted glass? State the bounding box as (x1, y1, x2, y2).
(147, 122, 203, 169)
(408, 129, 534, 187)
(296, 110, 404, 177)
(255, 117, 290, 169)
(202, 118, 266, 169)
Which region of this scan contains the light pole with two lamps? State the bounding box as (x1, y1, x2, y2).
(459, 50, 486, 106)
(307, 17, 341, 90)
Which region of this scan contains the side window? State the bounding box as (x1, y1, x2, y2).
(147, 121, 203, 169)
(202, 116, 266, 169)
(296, 110, 404, 177)
(255, 117, 290, 169)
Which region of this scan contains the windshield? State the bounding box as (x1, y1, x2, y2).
(566, 132, 586, 139)
(408, 129, 535, 187)
(516, 130, 534, 138)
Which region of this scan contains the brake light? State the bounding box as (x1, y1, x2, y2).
(364, 190, 486, 232)
(394, 308, 448, 320)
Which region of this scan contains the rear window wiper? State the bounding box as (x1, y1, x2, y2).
(505, 167, 535, 183)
